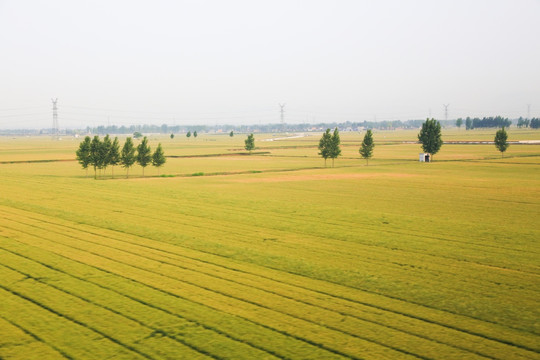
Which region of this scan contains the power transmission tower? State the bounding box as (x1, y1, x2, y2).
(51, 98, 59, 139)
(443, 104, 449, 122)
(279, 103, 285, 130)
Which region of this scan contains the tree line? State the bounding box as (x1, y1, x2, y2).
(318, 118, 511, 165)
(317, 128, 375, 166)
(456, 116, 512, 130)
(76, 135, 166, 179)
(516, 117, 540, 129)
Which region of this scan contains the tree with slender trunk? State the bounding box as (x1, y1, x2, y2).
(186, 131, 192, 139)
(244, 133, 255, 153)
(456, 118, 463, 129)
(76, 136, 92, 177)
(193, 131, 198, 138)
(229, 131, 234, 138)
(152, 143, 166, 175)
(101, 134, 112, 176)
(89, 136, 104, 179)
(109, 137, 121, 178)
(494, 127, 509, 158)
(359, 129, 375, 165)
(318, 129, 332, 167)
(137, 136, 152, 176)
(329, 128, 341, 167)
(418, 118, 443, 162)
(121, 137, 136, 178)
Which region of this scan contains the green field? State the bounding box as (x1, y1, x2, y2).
(1, 128, 539, 359)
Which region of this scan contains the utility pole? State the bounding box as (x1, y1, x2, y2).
(443, 104, 449, 122)
(51, 98, 59, 139)
(279, 103, 285, 131)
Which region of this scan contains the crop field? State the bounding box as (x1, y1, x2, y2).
(0, 128, 539, 359)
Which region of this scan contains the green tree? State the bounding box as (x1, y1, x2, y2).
(244, 133, 255, 152)
(193, 131, 198, 138)
(76, 136, 92, 177)
(456, 118, 463, 129)
(359, 129, 375, 165)
(494, 127, 509, 158)
(133, 131, 143, 139)
(329, 128, 341, 167)
(89, 135, 105, 179)
(121, 137, 136, 178)
(465, 117, 472, 130)
(170, 133, 175, 139)
(101, 134, 113, 175)
(418, 118, 443, 161)
(109, 137, 121, 178)
(152, 143, 166, 175)
(229, 131, 234, 137)
(186, 131, 192, 139)
(137, 136, 152, 176)
(318, 129, 332, 167)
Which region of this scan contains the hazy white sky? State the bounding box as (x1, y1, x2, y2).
(1, 0, 539, 128)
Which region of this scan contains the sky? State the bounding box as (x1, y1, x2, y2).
(1, 0, 539, 129)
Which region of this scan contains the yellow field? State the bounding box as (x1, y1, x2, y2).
(0, 128, 539, 359)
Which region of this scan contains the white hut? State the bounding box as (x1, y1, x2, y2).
(419, 153, 431, 162)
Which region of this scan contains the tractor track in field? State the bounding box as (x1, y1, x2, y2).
(1, 208, 539, 358)
(3, 198, 538, 309)
(0, 262, 265, 360)
(0, 284, 156, 360)
(0, 315, 72, 360)
(0, 237, 358, 360)
(0, 217, 423, 360)
(2, 181, 539, 316)
(0, 216, 487, 359)
(0, 246, 332, 360)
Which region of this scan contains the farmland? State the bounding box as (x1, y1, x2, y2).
(0, 128, 539, 359)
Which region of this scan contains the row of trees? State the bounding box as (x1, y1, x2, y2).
(514, 117, 540, 128)
(317, 128, 375, 166)
(456, 116, 512, 130)
(318, 128, 342, 167)
(76, 135, 166, 179)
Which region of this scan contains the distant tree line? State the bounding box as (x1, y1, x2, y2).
(87, 124, 209, 135)
(83, 119, 459, 136)
(459, 116, 512, 130)
(517, 117, 540, 129)
(76, 135, 165, 179)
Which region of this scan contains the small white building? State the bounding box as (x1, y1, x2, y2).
(419, 153, 431, 162)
